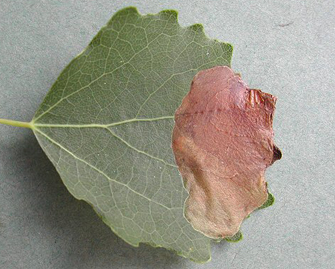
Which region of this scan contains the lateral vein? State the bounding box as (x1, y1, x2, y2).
(34, 129, 172, 210)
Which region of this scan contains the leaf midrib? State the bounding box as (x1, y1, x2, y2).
(33, 116, 177, 167)
(33, 115, 174, 128)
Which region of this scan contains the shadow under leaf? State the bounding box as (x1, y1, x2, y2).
(2, 132, 185, 269)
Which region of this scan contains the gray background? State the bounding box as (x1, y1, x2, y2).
(0, 0, 334, 268)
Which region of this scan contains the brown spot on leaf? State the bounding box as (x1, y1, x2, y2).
(172, 66, 281, 239)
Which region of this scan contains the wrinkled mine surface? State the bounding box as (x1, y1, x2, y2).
(172, 66, 281, 239)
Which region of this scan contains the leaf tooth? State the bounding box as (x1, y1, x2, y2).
(225, 231, 243, 243)
(258, 192, 275, 209)
(116, 6, 140, 16)
(158, 9, 179, 22)
(107, 6, 140, 27)
(189, 23, 205, 33)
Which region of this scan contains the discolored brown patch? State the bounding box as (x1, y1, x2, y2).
(172, 66, 281, 239)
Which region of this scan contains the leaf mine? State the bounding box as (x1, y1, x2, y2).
(172, 66, 281, 239)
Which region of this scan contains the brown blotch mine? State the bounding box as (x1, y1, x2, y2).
(172, 66, 281, 239)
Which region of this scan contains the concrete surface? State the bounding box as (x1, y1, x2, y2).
(0, 0, 334, 268)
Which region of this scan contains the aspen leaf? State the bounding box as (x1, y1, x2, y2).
(0, 7, 281, 263)
(30, 7, 233, 262)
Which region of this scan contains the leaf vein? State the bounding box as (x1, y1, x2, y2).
(34, 129, 172, 210)
(106, 128, 177, 168)
(33, 115, 174, 128)
(33, 31, 170, 123)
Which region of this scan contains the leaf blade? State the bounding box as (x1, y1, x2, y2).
(32, 7, 233, 262)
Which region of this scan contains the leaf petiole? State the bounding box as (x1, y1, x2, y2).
(0, 118, 33, 129)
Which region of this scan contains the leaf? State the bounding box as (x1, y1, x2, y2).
(172, 66, 281, 239)
(259, 192, 275, 209)
(225, 231, 243, 243)
(29, 7, 233, 262)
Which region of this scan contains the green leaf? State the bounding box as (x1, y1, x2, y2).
(223, 192, 274, 244)
(225, 231, 243, 243)
(28, 7, 233, 262)
(258, 192, 275, 209)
